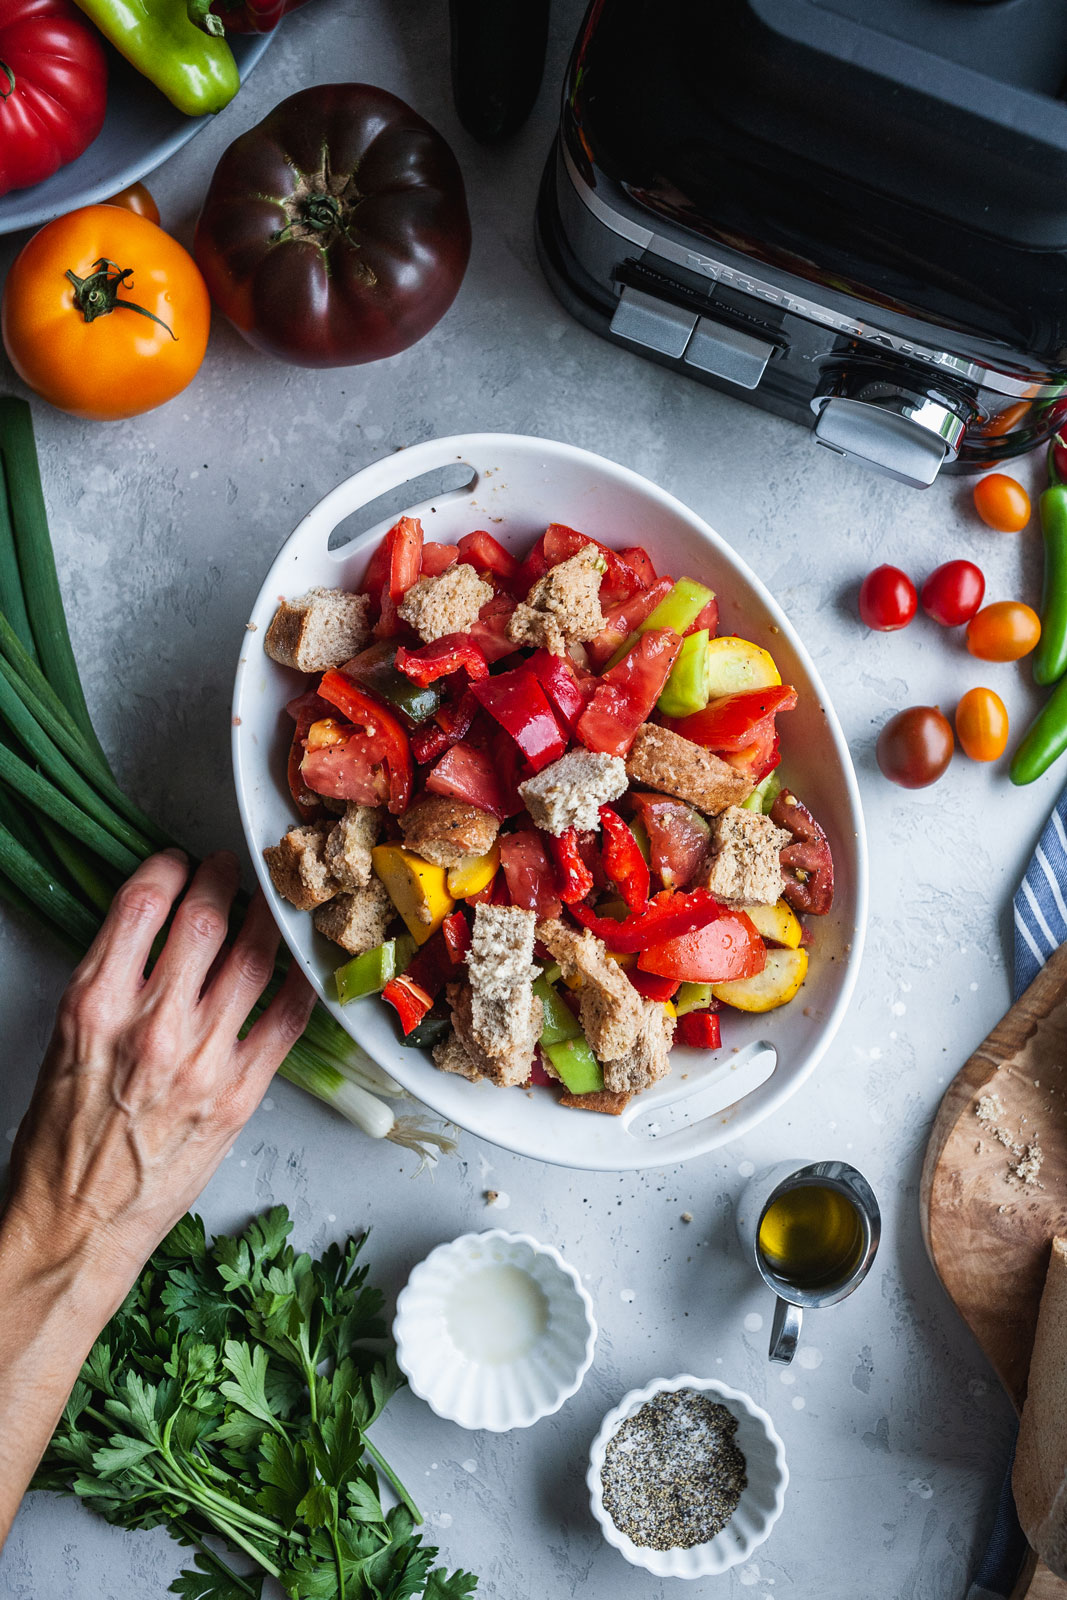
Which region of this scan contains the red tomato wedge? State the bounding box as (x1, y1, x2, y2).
(586, 577, 674, 668)
(630, 792, 711, 890)
(570, 889, 724, 952)
(388, 516, 423, 600)
(469, 592, 518, 663)
(285, 689, 331, 819)
(686, 596, 720, 636)
(638, 912, 765, 982)
(620, 546, 657, 589)
(420, 541, 458, 576)
(499, 830, 562, 918)
(457, 529, 518, 580)
(425, 740, 509, 818)
(316, 670, 412, 812)
(665, 686, 798, 750)
(576, 628, 682, 757)
(515, 523, 641, 606)
(771, 789, 834, 915)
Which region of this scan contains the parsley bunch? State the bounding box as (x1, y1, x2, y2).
(34, 1207, 478, 1600)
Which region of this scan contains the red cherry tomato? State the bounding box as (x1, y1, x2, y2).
(973, 473, 1031, 532)
(955, 688, 1009, 763)
(920, 560, 985, 626)
(877, 707, 954, 789)
(859, 565, 917, 632)
(966, 601, 1041, 663)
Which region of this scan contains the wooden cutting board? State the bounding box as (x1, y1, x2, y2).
(920, 939, 1067, 1600)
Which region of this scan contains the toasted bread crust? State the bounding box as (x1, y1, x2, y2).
(626, 724, 753, 816)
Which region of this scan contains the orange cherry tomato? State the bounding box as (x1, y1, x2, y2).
(973, 473, 1031, 532)
(955, 687, 1009, 762)
(105, 182, 161, 226)
(966, 601, 1041, 662)
(0, 204, 210, 421)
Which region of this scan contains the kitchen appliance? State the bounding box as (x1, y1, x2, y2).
(535, 0, 1067, 488)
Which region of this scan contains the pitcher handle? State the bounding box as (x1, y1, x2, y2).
(769, 1297, 801, 1364)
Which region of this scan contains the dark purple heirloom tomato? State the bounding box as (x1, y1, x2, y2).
(193, 83, 471, 368)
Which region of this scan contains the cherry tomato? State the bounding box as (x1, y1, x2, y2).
(920, 559, 985, 626)
(105, 182, 160, 226)
(955, 688, 1009, 763)
(877, 706, 954, 789)
(859, 565, 917, 631)
(973, 473, 1031, 532)
(966, 601, 1041, 663)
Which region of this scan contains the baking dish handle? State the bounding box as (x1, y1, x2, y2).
(302, 435, 483, 557)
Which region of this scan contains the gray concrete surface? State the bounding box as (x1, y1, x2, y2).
(0, 2, 1054, 1595)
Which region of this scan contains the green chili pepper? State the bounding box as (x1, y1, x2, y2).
(334, 939, 398, 1005)
(72, 0, 239, 117)
(544, 1037, 603, 1095)
(675, 981, 716, 1016)
(1010, 674, 1067, 785)
(1034, 445, 1067, 688)
(607, 577, 715, 668)
(657, 629, 712, 718)
(533, 976, 582, 1046)
(742, 769, 783, 815)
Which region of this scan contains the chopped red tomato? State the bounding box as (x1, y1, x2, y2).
(630, 793, 711, 891)
(528, 1051, 553, 1087)
(425, 740, 509, 818)
(771, 789, 834, 915)
(638, 911, 765, 982)
(395, 634, 489, 687)
(441, 910, 472, 965)
(576, 628, 682, 757)
(685, 596, 719, 636)
(525, 649, 590, 733)
(620, 546, 657, 588)
(542, 523, 639, 606)
(471, 667, 568, 772)
(469, 593, 518, 663)
(314, 671, 413, 813)
(285, 689, 330, 820)
(499, 830, 562, 918)
(666, 687, 798, 750)
(586, 577, 674, 668)
(570, 888, 725, 953)
(724, 728, 780, 783)
(599, 806, 650, 911)
(548, 828, 595, 904)
(382, 973, 434, 1034)
(388, 516, 423, 601)
(676, 1011, 722, 1049)
(411, 723, 450, 764)
(626, 969, 679, 1002)
(420, 541, 458, 576)
(457, 529, 518, 581)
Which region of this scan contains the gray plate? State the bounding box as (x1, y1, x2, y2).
(0, 35, 271, 237)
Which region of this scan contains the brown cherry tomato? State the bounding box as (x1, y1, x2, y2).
(105, 182, 161, 226)
(955, 688, 1009, 763)
(966, 601, 1041, 662)
(973, 473, 1031, 532)
(877, 706, 954, 789)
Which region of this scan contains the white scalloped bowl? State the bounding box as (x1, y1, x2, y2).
(393, 1231, 597, 1432)
(588, 1375, 788, 1578)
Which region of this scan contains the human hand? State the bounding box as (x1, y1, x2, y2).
(2, 848, 315, 1303)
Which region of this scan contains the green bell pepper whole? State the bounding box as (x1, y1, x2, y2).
(342, 641, 446, 725)
(73, 0, 239, 116)
(334, 940, 397, 1005)
(607, 577, 715, 669)
(533, 975, 582, 1045)
(675, 981, 716, 1016)
(1010, 675, 1067, 785)
(544, 1037, 604, 1095)
(1034, 477, 1067, 688)
(657, 629, 711, 718)
(742, 770, 783, 815)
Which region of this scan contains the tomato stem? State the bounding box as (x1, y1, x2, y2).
(0, 62, 14, 100)
(64, 259, 177, 341)
(303, 195, 341, 231)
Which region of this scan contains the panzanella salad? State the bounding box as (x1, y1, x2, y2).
(261, 519, 834, 1115)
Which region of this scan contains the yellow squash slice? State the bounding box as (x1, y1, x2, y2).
(745, 899, 803, 949)
(371, 843, 454, 946)
(704, 636, 781, 697)
(712, 947, 808, 1012)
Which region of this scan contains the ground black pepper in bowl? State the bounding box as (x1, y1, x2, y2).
(600, 1388, 748, 1550)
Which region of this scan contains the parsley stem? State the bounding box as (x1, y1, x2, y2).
(364, 1437, 421, 1524)
(174, 1522, 262, 1599)
(329, 1521, 347, 1600)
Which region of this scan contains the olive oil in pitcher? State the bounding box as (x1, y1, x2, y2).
(757, 1182, 864, 1291)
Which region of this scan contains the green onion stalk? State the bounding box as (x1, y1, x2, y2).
(0, 397, 455, 1164)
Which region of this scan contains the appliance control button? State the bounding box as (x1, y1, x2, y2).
(812, 396, 962, 488)
(683, 318, 774, 389)
(609, 286, 697, 358)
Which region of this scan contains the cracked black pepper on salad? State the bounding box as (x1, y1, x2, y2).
(262, 517, 835, 1115)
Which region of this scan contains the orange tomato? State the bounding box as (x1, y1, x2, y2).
(105, 182, 161, 226)
(966, 601, 1041, 662)
(973, 473, 1031, 532)
(955, 687, 1009, 762)
(0, 205, 210, 420)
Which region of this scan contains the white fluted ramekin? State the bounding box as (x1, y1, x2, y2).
(588, 1374, 788, 1577)
(393, 1230, 597, 1432)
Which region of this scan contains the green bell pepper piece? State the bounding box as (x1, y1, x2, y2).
(540, 961, 563, 987)
(544, 1037, 604, 1095)
(73, 0, 239, 116)
(334, 939, 397, 1005)
(629, 816, 651, 866)
(742, 770, 783, 815)
(675, 981, 716, 1016)
(657, 629, 711, 717)
(395, 932, 417, 973)
(341, 640, 445, 725)
(533, 975, 582, 1045)
(607, 577, 715, 668)
(400, 1013, 452, 1050)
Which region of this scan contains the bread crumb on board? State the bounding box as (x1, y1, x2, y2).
(975, 1092, 1044, 1189)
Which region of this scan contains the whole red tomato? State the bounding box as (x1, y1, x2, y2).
(193, 84, 471, 368)
(0, 0, 107, 197)
(206, 0, 312, 30)
(920, 559, 985, 626)
(877, 707, 954, 789)
(859, 565, 917, 631)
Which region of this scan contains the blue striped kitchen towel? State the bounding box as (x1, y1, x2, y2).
(968, 792, 1067, 1598)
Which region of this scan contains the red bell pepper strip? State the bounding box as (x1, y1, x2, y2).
(570, 888, 724, 953)
(471, 666, 568, 772)
(457, 529, 519, 581)
(441, 910, 472, 965)
(394, 634, 490, 687)
(576, 628, 682, 758)
(626, 969, 680, 1002)
(676, 1011, 722, 1049)
(548, 828, 595, 905)
(525, 648, 589, 733)
(382, 974, 434, 1035)
(665, 686, 798, 750)
(598, 805, 650, 911)
(284, 689, 330, 820)
(317, 670, 413, 814)
(411, 723, 450, 764)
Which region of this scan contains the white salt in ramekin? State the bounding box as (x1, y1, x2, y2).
(393, 1230, 597, 1432)
(587, 1374, 788, 1577)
